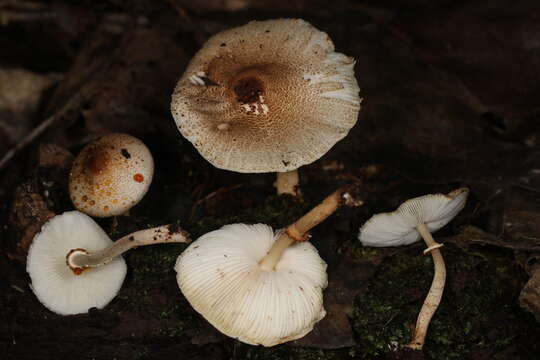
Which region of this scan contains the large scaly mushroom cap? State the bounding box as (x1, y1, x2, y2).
(69, 133, 154, 217)
(175, 223, 328, 346)
(171, 18, 361, 173)
(26, 211, 127, 315)
(359, 188, 469, 247)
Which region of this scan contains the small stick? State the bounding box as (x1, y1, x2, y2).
(189, 183, 244, 221)
(0, 115, 57, 169)
(0, 88, 89, 171)
(67, 224, 190, 272)
(0, 9, 55, 25)
(0, 1, 48, 10)
(405, 223, 446, 350)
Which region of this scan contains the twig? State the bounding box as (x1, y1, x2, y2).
(0, 1, 47, 10)
(189, 183, 245, 221)
(165, 0, 192, 24)
(0, 91, 88, 171)
(0, 115, 55, 169)
(472, 188, 503, 216)
(0, 1, 53, 26)
(0, 9, 55, 25)
(511, 182, 540, 194)
(10, 284, 25, 293)
(444, 225, 540, 252)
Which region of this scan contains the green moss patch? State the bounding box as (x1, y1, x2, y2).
(352, 245, 535, 359)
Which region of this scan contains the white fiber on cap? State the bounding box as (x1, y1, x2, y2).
(27, 211, 127, 315)
(175, 223, 328, 346)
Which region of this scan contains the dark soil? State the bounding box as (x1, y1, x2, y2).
(1, 1, 540, 359)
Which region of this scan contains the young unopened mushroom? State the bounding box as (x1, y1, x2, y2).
(171, 19, 361, 196)
(358, 188, 469, 350)
(69, 133, 154, 217)
(175, 187, 362, 346)
(27, 211, 190, 315)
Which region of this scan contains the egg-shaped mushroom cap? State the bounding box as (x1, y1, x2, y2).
(26, 211, 127, 315)
(69, 133, 154, 217)
(171, 18, 361, 173)
(175, 223, 328, 346)
(359, 188, 469, 247)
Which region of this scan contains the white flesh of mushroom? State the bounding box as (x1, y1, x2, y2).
(176, 223, 328, 347)
(27, 211, 127, 315)
(359, 188, 469, 247)
(27, 211, 190, 315)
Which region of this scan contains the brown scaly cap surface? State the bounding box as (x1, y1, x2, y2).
(69, 133, 154, 217)
(171, 18, 361, 173)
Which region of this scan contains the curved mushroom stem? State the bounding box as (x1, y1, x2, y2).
(67, 224, 190, 273)
(405, 222, 446, 350)
(275, 170, 300, 196)
(259, 186, 362, 271)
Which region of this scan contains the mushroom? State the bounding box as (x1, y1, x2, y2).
(358, 188, 469, 350)
(171, 19, 361, 196)
(69, 133, 154, 217)
(27, 211, 190, 315)
(175, 187, 362, 346)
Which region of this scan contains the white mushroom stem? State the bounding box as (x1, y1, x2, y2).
(406, 222, 446, 350)
(260, 187, 357, 271)
(67, 225, 190, 273)
(275, 170, 300, 196)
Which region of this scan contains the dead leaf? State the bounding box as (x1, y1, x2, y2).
(7, 180, 55, 261)
(519, 265, 540, 323)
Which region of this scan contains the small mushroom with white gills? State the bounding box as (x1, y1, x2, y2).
(27, 211, 190, 315)
(171, 19, 361, 197)
(358, 188, 469, 350)
(69, 133, 154, 217)
(175, 186, 362, 346)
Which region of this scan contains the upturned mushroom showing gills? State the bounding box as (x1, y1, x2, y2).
(175, 187, 362, 346)
(358, 188, 469, 350)
(69, 133, 154, 217)
(27, 211, 190, 315)
(171, 19, 361, 196)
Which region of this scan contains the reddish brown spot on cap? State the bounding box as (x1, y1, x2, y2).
(134, 173, 144, 183)
(82, 195, 88, 202)
(89, 200, 96, 205)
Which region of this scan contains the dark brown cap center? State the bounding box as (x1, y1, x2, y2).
(85, 148, 111, 175)
(233, 77, 264, 104)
